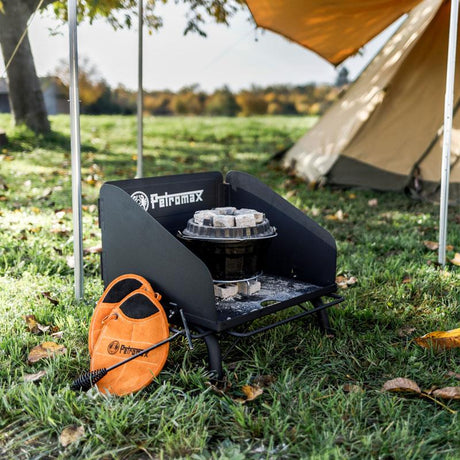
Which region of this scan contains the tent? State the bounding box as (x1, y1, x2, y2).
(281, 0, 460, 200)
(246, 0, 459, 266)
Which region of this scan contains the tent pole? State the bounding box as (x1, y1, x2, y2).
(438, 0, 459, 267)
(136, 0, 144, 178)
(68, 0, 84, 299)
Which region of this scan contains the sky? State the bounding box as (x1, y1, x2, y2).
(0, 3, 402, 93)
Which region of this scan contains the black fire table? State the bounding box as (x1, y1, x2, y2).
(98, 171, 343, 378)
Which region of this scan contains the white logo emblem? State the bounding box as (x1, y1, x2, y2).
(131, 191, 149, 211)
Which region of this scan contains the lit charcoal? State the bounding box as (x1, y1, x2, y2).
(213, 207, 237, 215)
(235, 208, 264, 223)
(235, 213, 256, 228)
(213, 215, 235, 227)
(237, 280, 261, 295)
(194, 210, 217, 225)
(214, 283, 238, 299)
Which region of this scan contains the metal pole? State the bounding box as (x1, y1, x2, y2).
(68, 0, 84, 299)
(136, 0, 144, 178)
(438, 0, 459, 266)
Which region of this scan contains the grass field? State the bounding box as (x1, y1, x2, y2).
(0, 114, 459, 459)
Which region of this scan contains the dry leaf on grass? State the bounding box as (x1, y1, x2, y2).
(24, 315, 39, 333)
(402, 274, 412, 284)
(51, 330, 64, 339)
(368, 198, 378, 207)
(41, 291, 59, 306)
(83, 245, 102, 255)
(335, 275, 358, 289)
(432, 387, 460, 400)
(23, 370, 47, 382)
(415, 328, 460, 350)
(66, 256, 75, 268)
(50, 225, 70, 237)
(23, 314, 58, 335)
(343, 383, 364, 393)
(238, 384, 263, 403)
(59, 425, 85, 447)
(382, 378, 421, 395)
(423, 240, 454, 251)
(450, 253, 460, 266)
(24, 315, 50, 334)
(325, 210, 347, 221)
(27, 342, 66, 364)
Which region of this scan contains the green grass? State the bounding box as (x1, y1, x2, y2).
(0, 114, 459, 459)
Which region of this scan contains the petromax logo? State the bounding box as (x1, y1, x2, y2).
(131, 191, 149, 211)
(107, 341, 149, 357)
(131, 189, 204, 211)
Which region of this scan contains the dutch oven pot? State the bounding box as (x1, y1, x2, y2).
(178, 217, 277, 281)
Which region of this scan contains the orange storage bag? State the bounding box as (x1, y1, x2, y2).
(90, 289, 170, 395)
(88, 274, 154, 355)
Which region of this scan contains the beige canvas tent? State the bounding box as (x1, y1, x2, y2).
(281, 0, 460, 199)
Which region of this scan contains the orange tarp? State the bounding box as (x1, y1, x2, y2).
(245, 0, 424, 64)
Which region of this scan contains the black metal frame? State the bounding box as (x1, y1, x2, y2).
(98, 171, 343, 377)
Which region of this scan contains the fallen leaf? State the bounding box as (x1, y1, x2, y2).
(432, 387, 460, 400)
(424, 240, 439, 251)
(51, 330, 64, 339)
(368, 198, 378, 207)
(335, 275, 358, 289)
(402, 274, 412, 284)
(447, 371, 460, 380)
(66, 256, 75, 268)
(450, 253, 460, 266)
(83, 245, 102, 255)
(59, 425, 85, 447)
(424, 241, 455, 252)
(27, 342, 66, 364)
(415, 328, 460, 350)
(55, 210, 67, 219)
(382, 378, 421, 395)
(326, 210, 347, 221)
(41, 291, 59, 306)
(343, 383, 364, 393)
(23, 370, 47, 383)
(241, 384, 263, 402)
(24, 315, 39, 333)
(37, 324, 50, 334)
(50, 226, 70, 237)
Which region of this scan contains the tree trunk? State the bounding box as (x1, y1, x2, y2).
(0, 2, 50, 134)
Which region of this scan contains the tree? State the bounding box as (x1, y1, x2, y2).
(205, 86, 239, 116)
(0, 0, 246, 134)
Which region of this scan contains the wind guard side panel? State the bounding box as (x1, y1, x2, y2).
(99, 181, 217, 323)
(226, 171, 337, 286)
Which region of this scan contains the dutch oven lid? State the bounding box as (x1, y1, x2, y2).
(179, 208, 277, 241)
